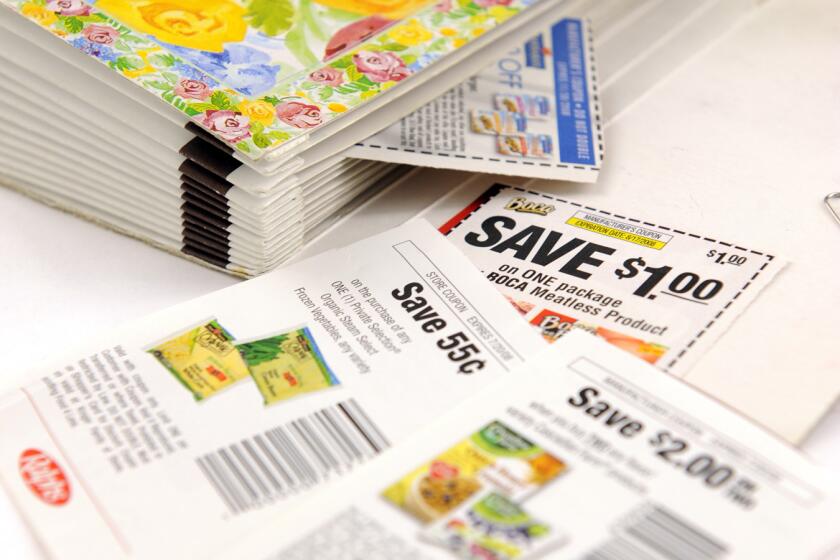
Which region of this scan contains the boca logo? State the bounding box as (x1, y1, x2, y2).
(18, 449, 71, 506)
(504, 197, 555, 216)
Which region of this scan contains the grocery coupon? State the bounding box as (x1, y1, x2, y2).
(0, 221, 545, 560)
(424, 183, 785, 375)
(347, 17, 603, 183)
(222, 331, 840, 560)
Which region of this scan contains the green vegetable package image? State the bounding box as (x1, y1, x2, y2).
(236, 326, 339, 405)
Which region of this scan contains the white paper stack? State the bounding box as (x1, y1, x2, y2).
(0, 0, 758, 276)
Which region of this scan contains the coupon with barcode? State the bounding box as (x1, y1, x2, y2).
(420, 182, 785, 376)
(221, 331, 840, 560)
(0, 220, 545, 560)
(347, 17, 603, 183)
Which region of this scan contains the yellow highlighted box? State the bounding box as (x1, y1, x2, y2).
(566, 216, 668, 250)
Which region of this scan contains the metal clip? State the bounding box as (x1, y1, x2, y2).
(825, 192, 840, 225)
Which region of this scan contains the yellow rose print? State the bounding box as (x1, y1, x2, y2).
(21, 3, 58, 26)
(122, 48, 161, 79)
(96, 0, 247, 53)
(313, 0, 435, 20)
(238, 99, 276, 126)
(387, 19, 432, 46)
(488, 6, 517, 23)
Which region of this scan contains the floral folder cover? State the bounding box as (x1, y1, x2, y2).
(2, 0, 546, 162)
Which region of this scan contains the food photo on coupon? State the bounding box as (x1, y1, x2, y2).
(214, 332, 840, 560)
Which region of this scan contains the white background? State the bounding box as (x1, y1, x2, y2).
(1, 0, 839, 556)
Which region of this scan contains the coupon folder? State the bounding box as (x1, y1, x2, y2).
(0, 0, 757, 276)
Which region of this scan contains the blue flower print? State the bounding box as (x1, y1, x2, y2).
(70, 37, 118, 62)
(408, 53, 441, 72)
(173, 63, 220, 88)
(165, 43, 280, 96)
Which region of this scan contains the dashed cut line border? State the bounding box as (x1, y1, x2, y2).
(443, 184, 776, 372)
(355, 18, 604, 173)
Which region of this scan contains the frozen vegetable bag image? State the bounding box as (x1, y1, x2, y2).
(147, 318, 249, 401)
(236, 326, 339, 405)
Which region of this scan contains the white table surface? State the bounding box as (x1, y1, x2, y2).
(1, 0, 839, 556)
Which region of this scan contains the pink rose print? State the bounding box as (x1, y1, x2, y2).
(276, 101, 323, 129)
(82, 24, 120, 45)
(308, 67, 344, 87)
(201, 110, 251, 143)
(436, 0, 453, 11)
(324, 16, 393, 60)
(174, 78, 211, 101)
(46, 0, 91, 16)
(352, 50, 411, 83)
(475, 0, 512, 5)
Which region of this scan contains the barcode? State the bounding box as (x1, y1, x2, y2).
(585, 503, 728, 560)
(195, 399, 389, 514)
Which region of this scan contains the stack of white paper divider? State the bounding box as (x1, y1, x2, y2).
(0, 0, 758, 277)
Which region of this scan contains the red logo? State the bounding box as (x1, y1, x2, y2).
(18, 449, 71, 506)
